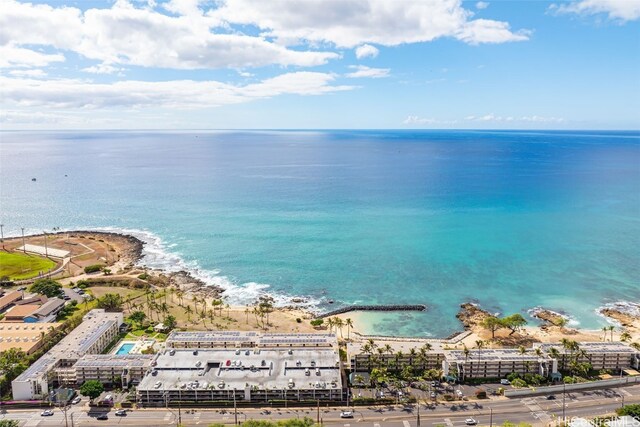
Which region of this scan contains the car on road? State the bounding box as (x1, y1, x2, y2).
(71, 396, 81, 404)
(465, 418, 478, 426)
(546, 395, 556, 400)
(340, 411, 354, 419)
(41, 410, 54, 416)
(430, 391, 436, 399)
(96, 414, 109, 420)
(115, 409, 127, 416)
(500, 379, 511, 385)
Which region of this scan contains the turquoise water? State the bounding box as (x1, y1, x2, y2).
(115, 343, 135, 355)
(1, 130, 638, 337)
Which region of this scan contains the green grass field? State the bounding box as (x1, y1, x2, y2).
(0, 251, 57, 280)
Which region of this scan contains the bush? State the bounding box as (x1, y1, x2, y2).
(76, 280, 89, 289)
(506, 372, 521, 382)
(84, 264, 104, 274)
(137, 273, 149, 280)
(443, 394, 454, 401)
(475, 389, 487, 399)
(617, 403, 640, 417)
(510, 378, 527, 388)
(296, 318, 302, 323)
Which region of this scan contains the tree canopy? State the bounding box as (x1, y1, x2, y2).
(96, 293, 123, 311)
(29, 278, 62, 297)
(79, 380, 104, 400)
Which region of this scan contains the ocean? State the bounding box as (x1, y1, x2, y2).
(1, 130, 638, 337)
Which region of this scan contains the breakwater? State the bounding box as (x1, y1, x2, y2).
(318, 304, 427, 318)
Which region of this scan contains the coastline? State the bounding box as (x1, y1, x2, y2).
(3, 229, 639, 344)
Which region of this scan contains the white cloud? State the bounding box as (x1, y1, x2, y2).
(345, 65, 389, 78)
(403, 115, 458, 125)
(0, 72, 354, 109)
(210, 0, 530, 47)
(550, 0, 640, 22)
(82, 64, 126, 75)
(0, 0, 338, 70)
(7, 68, 46, 77)
(464, 114, 565, 123)
(355, 44, 379, 59)
(0, 45, 64, 68)
(476, 1, 489, 10)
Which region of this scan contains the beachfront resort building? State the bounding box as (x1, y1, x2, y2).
(442, 349, 556, 380)
(137, 331, 344, 405)
(11, 309, 123, 400)
(534, 342, 640, 372)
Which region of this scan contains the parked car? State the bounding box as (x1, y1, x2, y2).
(71, 396, 81, 404)
(115, 410, 127, 416)
(96, 414, 109, 420)
(340, 411, 354, 419)
(546, 395, 556, 400)
(41, 410, 54, 416)
(465, 418, 478, 426)
(500, 379, 511, 385)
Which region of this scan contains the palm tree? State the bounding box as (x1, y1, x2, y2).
(185, 305, 193, 323)
(384, 344, 393, 354)
(244, 306, 250, 324)
(602, 326, 609, 341)
(630, 342, 640, 351)
(333, 317, 344, 338)
(326, 317, 335, 334)
(345, 318, 354, 340)
(620, 331, 632, 342)
(609, 325, 615, 342)
(226, 303, 230, 319)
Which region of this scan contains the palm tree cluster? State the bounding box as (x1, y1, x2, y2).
(356, 339, 440, 381)
(324, 317, 354, 339)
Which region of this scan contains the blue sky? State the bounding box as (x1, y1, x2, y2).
(1, 0, 639, 129)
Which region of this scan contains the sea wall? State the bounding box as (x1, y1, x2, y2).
(318, 304, 426, 318)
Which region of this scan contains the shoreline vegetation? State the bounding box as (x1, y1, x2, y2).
(1, 230, 638, 349)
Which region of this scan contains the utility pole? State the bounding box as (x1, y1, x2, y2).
(489, 407, 493, 427)
(43, 230, 49, 258)
(233, 389, 238, 425)
(416, 399, 421, 427)
(316, 399, 320, 425)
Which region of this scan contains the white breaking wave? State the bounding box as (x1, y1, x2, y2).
(596, 301, 640, 326)
(527, 306, 580, 327)
(92, 226, 322, 309)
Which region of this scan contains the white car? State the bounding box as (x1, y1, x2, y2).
(500, 379, 511, 385)
(71, 396, 81, 404)
(340, 411, 354, 419)
(465, 418, 478, 426)
(41, 410, 54, 416)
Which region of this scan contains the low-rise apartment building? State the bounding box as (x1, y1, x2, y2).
(11, 309, 123, 400)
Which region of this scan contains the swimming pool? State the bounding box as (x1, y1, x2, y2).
(115, 343, 135, 355)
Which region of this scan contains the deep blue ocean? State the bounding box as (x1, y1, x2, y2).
(1, 130, 639, 337)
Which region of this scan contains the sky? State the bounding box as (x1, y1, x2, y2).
(0, 0, 639, 130)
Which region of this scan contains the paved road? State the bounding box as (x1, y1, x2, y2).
(2, 385, 639, 426)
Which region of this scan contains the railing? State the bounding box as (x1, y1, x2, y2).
(504, 376, 640, 397)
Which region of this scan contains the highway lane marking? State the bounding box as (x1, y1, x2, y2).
(403, 421, 411, 427)
(621, 389, 632, 397)
(374, 423, 381, 427)
(443, 418, 453, 427)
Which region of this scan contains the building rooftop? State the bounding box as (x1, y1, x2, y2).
(445, 349, 542, 363)
(534, 342, 640, 354)
(34, 298, 65, 317)
(3, 304, 40, 319)
(0, 322, 61, 353)
(0, 291, 22, 311)
(167, 331, 338, 348)
(138, 347, 341, 392)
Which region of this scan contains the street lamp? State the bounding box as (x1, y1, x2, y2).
(21, 228, 26, 253)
